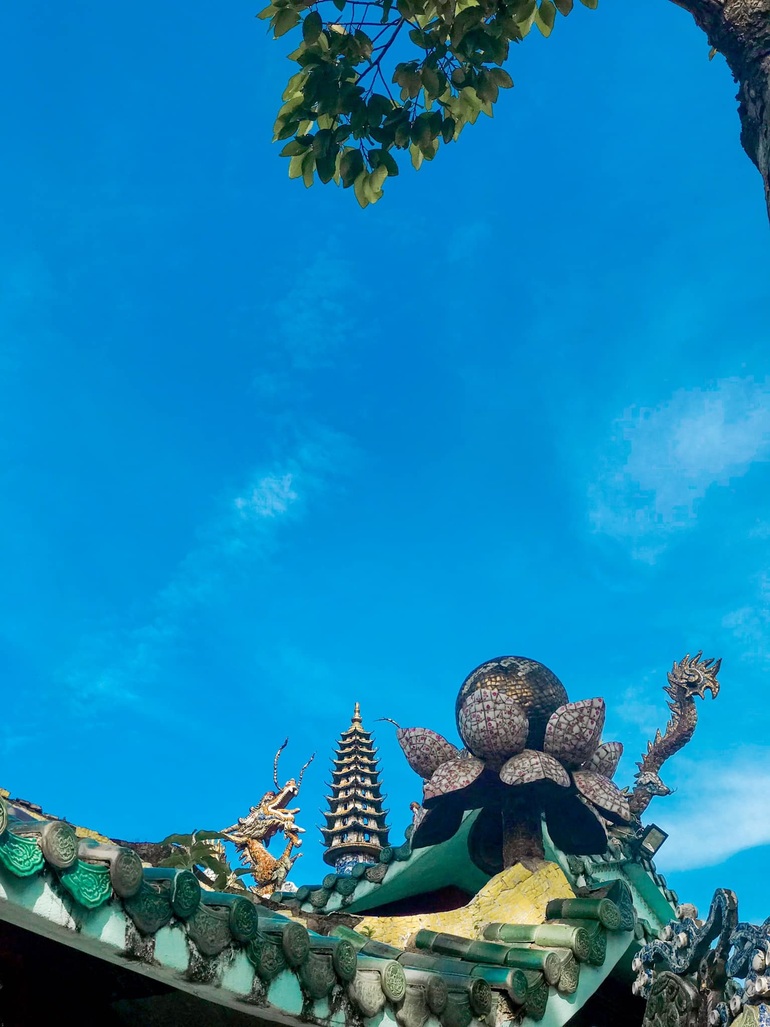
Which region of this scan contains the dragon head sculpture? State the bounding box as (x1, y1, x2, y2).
(629, 651, 722, 820)
(666, 652, 721, 701)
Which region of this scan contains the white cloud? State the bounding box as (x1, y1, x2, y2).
(59, 427, 352, 719)
(235, 473, 298, 519)
(612, 685, 663, 740)
(722, 572, 770, 663)
(269, 248, 361, 372)
(654, 753, 770, 871)
(589, 376, 770, 560)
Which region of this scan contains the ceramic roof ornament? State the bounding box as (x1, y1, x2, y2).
(393, 652, 721, 875)
(223, 738, 315, 897)
(629, 651, 721, 819)
(391, 656, 630, 872)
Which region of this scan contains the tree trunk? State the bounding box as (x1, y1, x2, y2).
(739, 52, 770, 220)
(676, 0, 770, 222)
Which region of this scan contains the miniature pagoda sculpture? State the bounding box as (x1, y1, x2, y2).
(223, 739, 314, 898)
(321, 703, 390, 874)
(389, 653, 720, 875)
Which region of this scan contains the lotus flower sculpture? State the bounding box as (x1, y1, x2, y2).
(391, 656, 630, 872)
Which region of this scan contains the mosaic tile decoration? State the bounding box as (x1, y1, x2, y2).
(423, 754, 485, 804)
(457, 688, 528, 763)
(543, 698, 606, 767)
(397, 728, 460, 781)
(499, 750, 570, 788)
(586, 741, 623, 779)
(572, 770, 631, 825)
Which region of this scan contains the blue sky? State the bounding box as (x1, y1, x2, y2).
(2, 2, 770, 922)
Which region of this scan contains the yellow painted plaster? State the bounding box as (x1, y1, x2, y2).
(358, 861, 576, 949)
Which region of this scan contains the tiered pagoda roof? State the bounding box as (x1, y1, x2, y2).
(321, 703, 389, 871)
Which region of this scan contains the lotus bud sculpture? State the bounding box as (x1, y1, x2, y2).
(390, 656, 630, 872)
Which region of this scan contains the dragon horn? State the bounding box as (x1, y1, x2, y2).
(274, 738, 289, 787)
(377, 717, 401, 729)
(298, 752, 316, 786)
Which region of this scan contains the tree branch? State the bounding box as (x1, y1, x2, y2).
(666, 0, 726, 44)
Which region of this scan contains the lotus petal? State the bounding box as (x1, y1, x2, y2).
(543, 698, 605, 768)
(396, 727, 461, 780)
(423, 754, 485, 807)
(585, 741, 623, 779)
(572, 770, 631, 824)
(499, 750, 570, 788)
(412, 805, 464, 849)
(457, 688, 529, 763)
(544, 794, 608, 856)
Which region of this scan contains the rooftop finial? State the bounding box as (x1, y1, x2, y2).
(353, 701, 362, 722)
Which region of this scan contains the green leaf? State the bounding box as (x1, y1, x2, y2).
(368, 94, 393, 124)
(257, 5, 277, 19)
(159, 833, 194, 847)
(408, 27, 430, 49)
(353, 171, 370, 208)
(274, 8, 301, 36)
(578, 0, 598, 7)
(303, 10, 323, 43)
(514, 0, 537, 35)
(441, 116, 456, 143)
(332, 0, 346, 10)
(487, 68, 513, 89)
(421, 66, 441, 99)
(280, 140, 309, 156)
(288, 153, 306, 178)
(450, 6, 483, 47)
(366, 165, 388, 202)
(158, 853, 191, 869)
(339, 148, 364, 187)
(410, 113, 434, 148)
(369, 148, 399, 176)
(302, 150, 315, 186)
(312, 127, 334, 157)
(554, 0, 573, 13)
(535, 0, 556, 35)
(353, 29, 374, 60)
(476, 70, 499, 104)
(274, 119, 301, 141)
(316, 152, 337, 183)
(394, 122, 411, 148)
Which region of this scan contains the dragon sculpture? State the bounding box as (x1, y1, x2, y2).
(634, 887, 770, 1026)
(629, 652, 721, 819)
(223, 739, 315, 898)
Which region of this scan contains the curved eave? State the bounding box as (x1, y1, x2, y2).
(322, 842, 386, 866)
(322, 796, 388, 813)
(321, 808, 389, 822)
(320, 821, 390, 837)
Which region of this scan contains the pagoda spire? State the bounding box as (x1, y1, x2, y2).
(320, 703, 389, 874)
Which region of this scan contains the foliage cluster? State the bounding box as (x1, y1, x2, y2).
(159, 831, 250, 892)
(260, 0, 597, 204)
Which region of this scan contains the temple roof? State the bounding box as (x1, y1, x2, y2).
(0, 790, 646, 1027)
